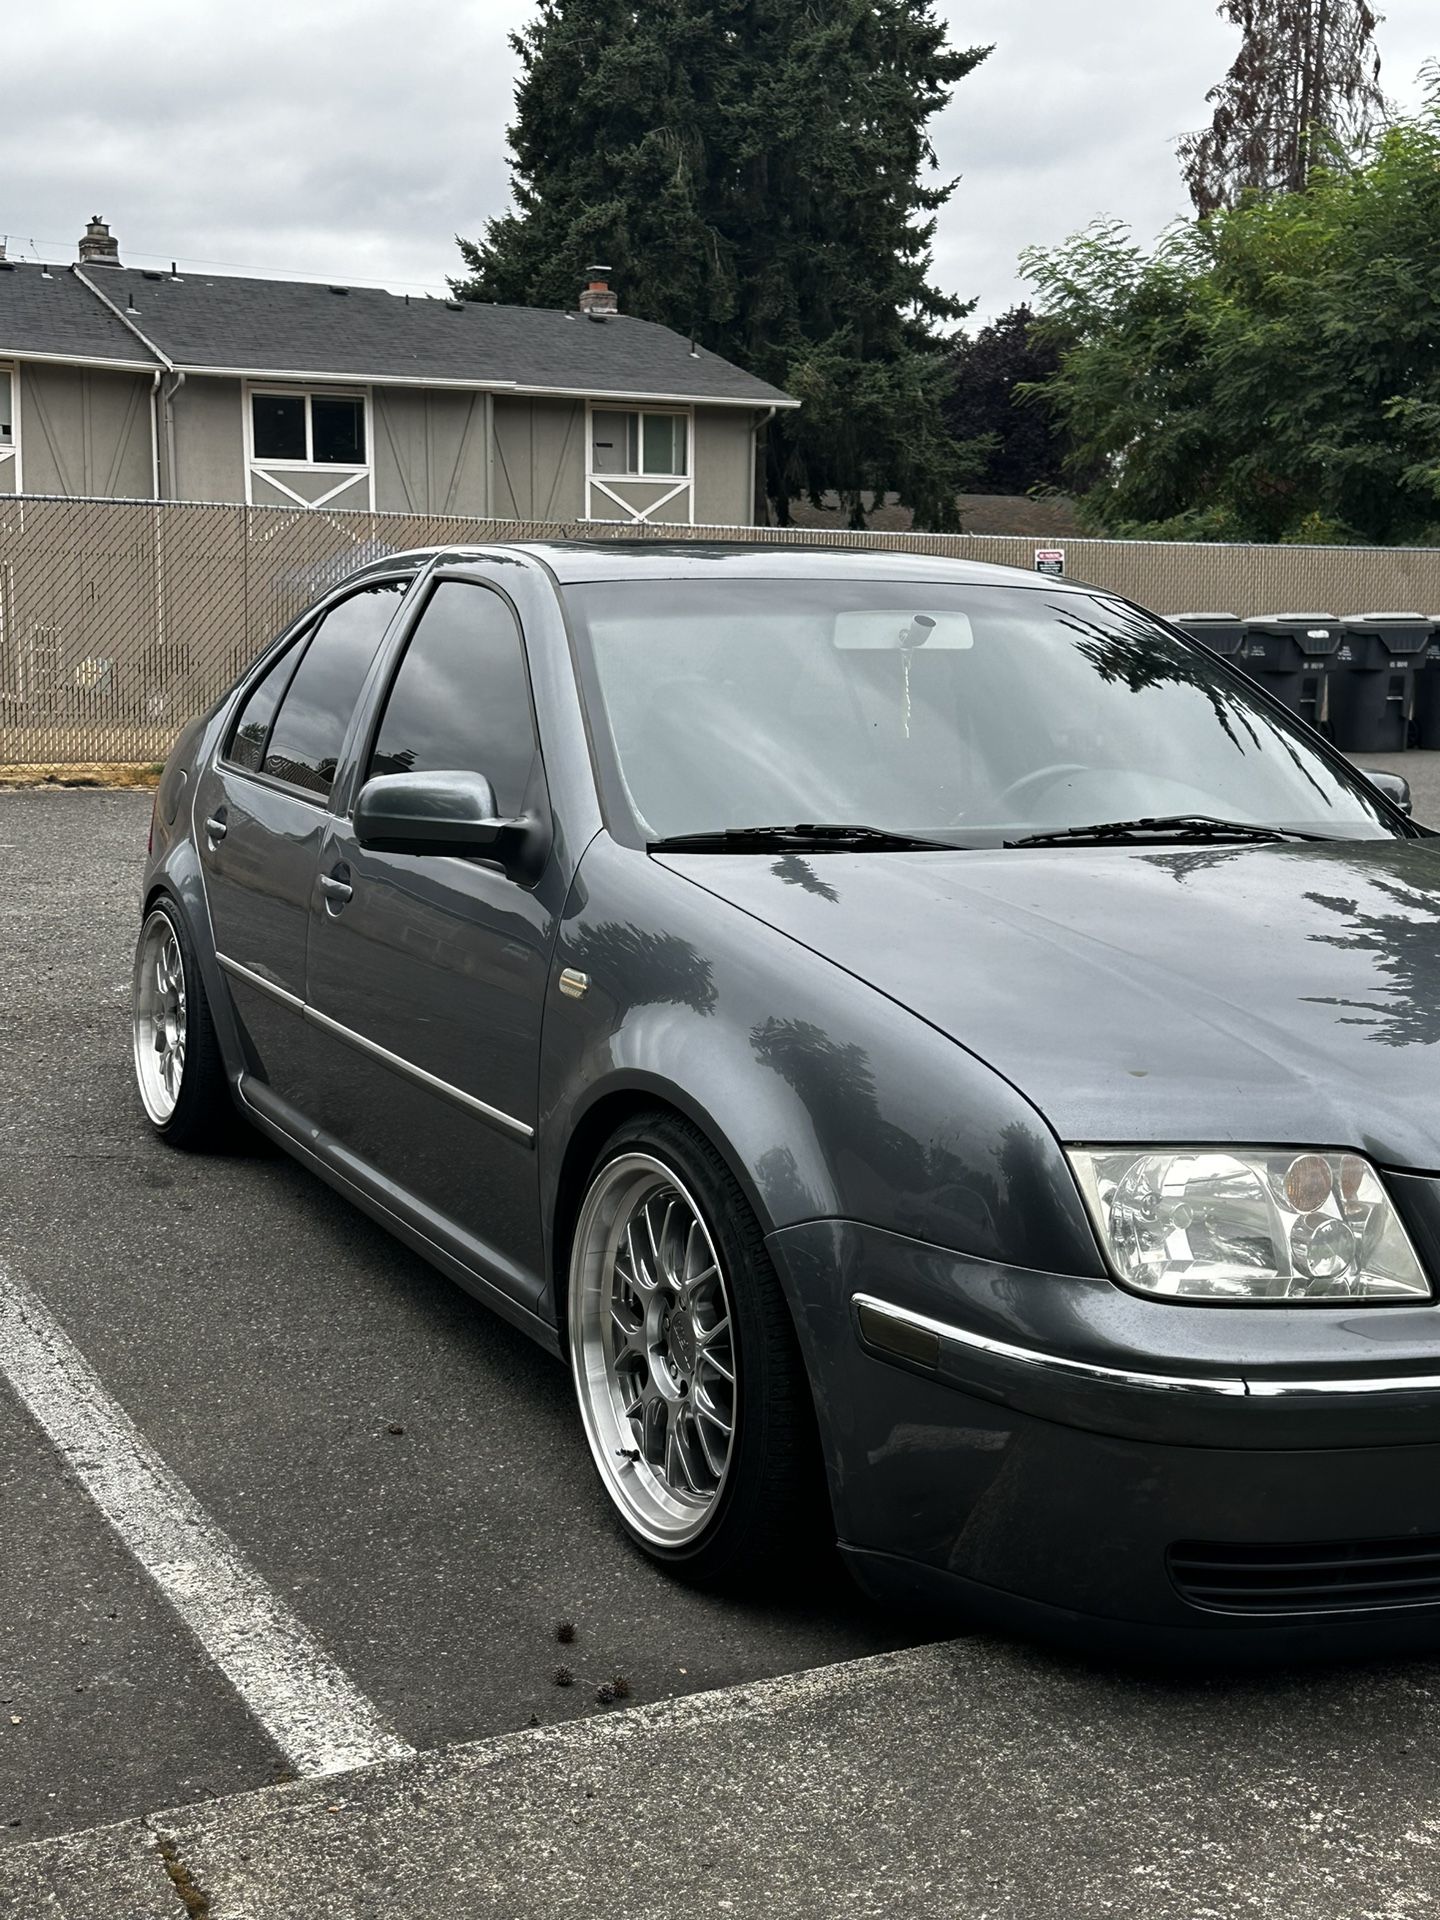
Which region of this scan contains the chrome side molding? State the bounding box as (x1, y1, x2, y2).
(216, 951, 534, 1144)
(852, 1292, 1440, 1399)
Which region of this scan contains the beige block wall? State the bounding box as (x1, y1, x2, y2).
(18, 363, 154, 498)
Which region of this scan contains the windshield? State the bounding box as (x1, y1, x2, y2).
(564, 578, 1400, 846)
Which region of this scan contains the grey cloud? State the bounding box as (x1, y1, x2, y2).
(3, 1, 1434, 320)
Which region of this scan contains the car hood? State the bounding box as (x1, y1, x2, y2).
(657, 838, 1440, 1170)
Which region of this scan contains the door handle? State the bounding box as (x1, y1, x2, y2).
(204, 812, 228, 842)
(319, 873, 353, 904)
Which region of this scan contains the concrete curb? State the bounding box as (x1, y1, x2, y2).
(5, 1635, 1439, 1918)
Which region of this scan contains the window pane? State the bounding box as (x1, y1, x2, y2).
(641, 413, 685, 476)
(591, 408, 637, 476)
(0, 370, 12, 444)
(312, 395, 365, 466)
(252, 393, 307, 461)
(368, 581, 539, 815)
(263, 581, 407, 795)
(225, 635, 305, 772)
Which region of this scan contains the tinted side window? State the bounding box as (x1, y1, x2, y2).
(225, 636, 304, 772)
(263, 582, 407, 797)
(367, 582, 539, 812)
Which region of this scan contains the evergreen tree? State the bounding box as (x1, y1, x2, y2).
(1179, 0, 1388, 216)
(454, 1, 989, 527)
(945, 305, 1077, 496)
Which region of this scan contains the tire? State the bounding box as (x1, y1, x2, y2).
(567, 1109, 824, 1587)
(130, 900, 236, 1151)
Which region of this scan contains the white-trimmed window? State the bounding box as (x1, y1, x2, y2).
(0, 365, 14, 447)
(250, 389, 366, 466)
(590, 408, 688, 479)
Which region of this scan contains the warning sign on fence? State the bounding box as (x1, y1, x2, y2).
(1034, 549, 1066, 577)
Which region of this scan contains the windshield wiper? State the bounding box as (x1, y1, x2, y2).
(649, 823, 958, 853)
(1005, 814, 1334, 849)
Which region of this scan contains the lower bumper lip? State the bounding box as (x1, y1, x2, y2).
(852, 1292, 1440, 1400)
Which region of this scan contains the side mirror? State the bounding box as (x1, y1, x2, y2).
(1362, 769, 1413, 818)
(354, 769, 531, 861)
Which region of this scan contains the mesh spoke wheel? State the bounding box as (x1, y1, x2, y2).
(570, 1152, 738, 1547)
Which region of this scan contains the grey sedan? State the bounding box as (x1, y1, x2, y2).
(134, 542, 1440, 1653)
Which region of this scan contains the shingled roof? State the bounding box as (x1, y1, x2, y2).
(0, 262, 795, 409)
(0, 262, 157, 367)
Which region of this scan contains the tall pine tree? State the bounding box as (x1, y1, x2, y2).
(1179, 1, 1388, 216)
(454, 1, 989, 527)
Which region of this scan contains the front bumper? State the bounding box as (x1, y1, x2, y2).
(769, 1214, 1440, 1652)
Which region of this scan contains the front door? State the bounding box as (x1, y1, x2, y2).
(193, 577, 410, 1108)
(303, 576, 559, 1308)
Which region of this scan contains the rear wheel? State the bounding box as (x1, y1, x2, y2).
(131, 902, 234, 1149)
(568, 1112, 822, 1586)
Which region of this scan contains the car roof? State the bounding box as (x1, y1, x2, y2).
(348, 539, 1093, 594)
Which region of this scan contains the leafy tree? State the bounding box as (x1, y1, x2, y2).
(944, 304, 1077, 495)
(454, 0, 989, 527)
(1179, 0, 1388, 217)
(1020, 94, 1440, 545)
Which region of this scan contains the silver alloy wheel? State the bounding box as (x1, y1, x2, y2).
(570, 1152, 738, 1546)
(132, 908, 187, 1125)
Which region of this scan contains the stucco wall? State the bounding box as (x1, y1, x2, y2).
(17, 363, 153, 498)
(168, 375, 245, 504)
(693, 408, 758, 527)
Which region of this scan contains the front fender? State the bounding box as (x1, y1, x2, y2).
(538, 837, 1105, 1307)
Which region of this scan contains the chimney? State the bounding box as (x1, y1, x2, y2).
(77, 215, 121, 269)
(579, 265, 618, 317)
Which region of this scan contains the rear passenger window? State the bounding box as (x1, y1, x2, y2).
(225, 637, 303, 772)
(367, 582, 539, 813)
(262, 581, 407, 797)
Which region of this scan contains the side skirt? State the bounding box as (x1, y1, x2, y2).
(235, 1072, 563, 1362)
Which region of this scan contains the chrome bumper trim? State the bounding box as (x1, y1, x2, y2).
(852, 1293, 1246, 1396)
(216, 951, 534, 1145)
(853, 1293, 1440, 1399)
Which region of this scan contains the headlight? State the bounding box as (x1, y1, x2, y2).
(1067, 1148, 1430, 1303)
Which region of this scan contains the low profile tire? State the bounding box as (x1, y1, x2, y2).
(568, 1111, 822, 1587)
(131, 901, 234, 1150)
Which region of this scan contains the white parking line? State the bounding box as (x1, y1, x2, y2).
(0, 1263, 416, 1778)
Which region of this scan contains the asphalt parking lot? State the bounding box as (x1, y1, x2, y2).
(5, 765, 1440, 1917)
(0, 787, 925, 1843)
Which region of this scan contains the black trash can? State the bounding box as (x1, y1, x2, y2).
(1172, 612, 1245, 657)
(1239, 613, 1342, 734)
(1414, 619, 1440, 750)
(1331, 613, 1434, 752)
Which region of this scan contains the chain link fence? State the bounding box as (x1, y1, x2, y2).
(3, 492, 1440, 766)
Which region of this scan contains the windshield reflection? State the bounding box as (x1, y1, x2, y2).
(567, 579, 1394, 848)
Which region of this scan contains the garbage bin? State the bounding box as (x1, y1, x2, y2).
(1239, 613, 1342, 734)
(1330, 612, 1434, 752)
(1172, 612, 1245, 657)
(1414, 619, 1440, 749)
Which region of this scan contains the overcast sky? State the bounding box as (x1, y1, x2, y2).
(4, 2, 1434, 328)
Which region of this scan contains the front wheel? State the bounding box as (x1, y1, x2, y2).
(131, 902, 235, 1149)
(567, 1112, 823, 1587)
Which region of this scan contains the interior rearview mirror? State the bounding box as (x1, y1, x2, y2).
(354, 769, 531, 861)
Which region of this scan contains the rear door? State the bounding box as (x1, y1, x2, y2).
(303, 574, 558, 1305)
(192, 577, 410, 1108)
